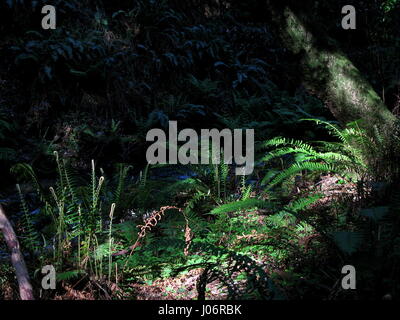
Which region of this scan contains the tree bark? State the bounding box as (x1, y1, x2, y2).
(269, 3, 397, 137)
(0, 204, 34, 300)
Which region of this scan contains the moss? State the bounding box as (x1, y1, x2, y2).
(279, 8, 396, 139)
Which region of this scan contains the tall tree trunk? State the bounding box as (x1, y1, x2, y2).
(0, 204, 34, 300)
(269, 3, 397, 137)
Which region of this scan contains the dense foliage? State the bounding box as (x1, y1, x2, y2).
(1, 0, 400, 300)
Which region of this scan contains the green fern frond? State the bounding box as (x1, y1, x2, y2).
(280, 193, 323, 215)
(11, 163, 44, 200)
(261, 137, 316, 154)
(113, 164, 131, 205)
(210, 198, 272, 215)
(56, 270, 86, 282)
(16, 184, 41, 252)
(265, 162, 333, 189)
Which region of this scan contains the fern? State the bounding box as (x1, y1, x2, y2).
(188, 241, 278, 299)
(280, 193, 323, 215)
(241, 183, 253, 201)
(56, 270, 86, 282)
(210, 198, 272, 215)
(260, 119, 377, 191)
(16, 184, 41, 252)
(12, 153, 131, 279)
(11, 163, 44, 201)
(139, 164, 150, 189)
(265, 162, 333, 189)
(113, 164, 131, 205)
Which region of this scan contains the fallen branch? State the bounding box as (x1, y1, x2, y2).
(0, 204, 34, 300)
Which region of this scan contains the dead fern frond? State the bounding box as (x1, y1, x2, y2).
(113, 206, 193, 261)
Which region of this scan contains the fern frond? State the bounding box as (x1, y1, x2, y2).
(11, 163, 44, 200)
(210, 198, 272, 215)
(56, 270, 85, 282)
(265, 162, 333, 189)
(280, 193, 323, 215)
(16, 184, 41, 252)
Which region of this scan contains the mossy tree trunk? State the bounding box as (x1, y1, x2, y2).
(271, 4, 397, 137)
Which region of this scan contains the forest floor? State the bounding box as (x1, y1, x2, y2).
(131, 268, 226, 300)
(0, 173, 359, 300)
